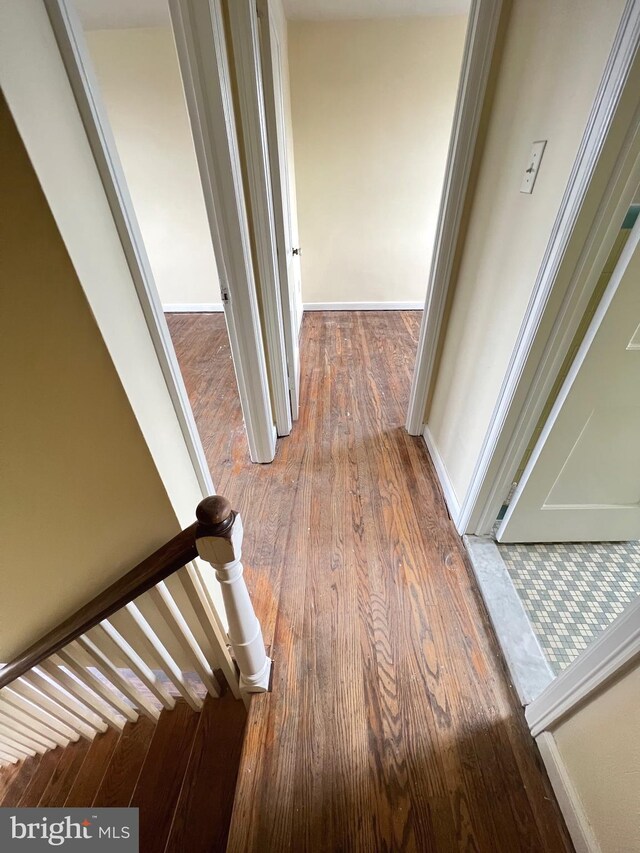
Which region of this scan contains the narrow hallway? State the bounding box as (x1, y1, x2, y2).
(169, 311, 573, 852)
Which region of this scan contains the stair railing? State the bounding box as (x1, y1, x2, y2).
(0, 496, 271, 766)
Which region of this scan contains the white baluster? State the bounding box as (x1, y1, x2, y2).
(90, 621, 175, 711)
(56, 645, 137, 724)
(20, 668, 108, 740)
(0, 724, 42, 757)
(42, 659, 125, 731)
(0, 738, 32, 760)
(146, 583, 220, 698)
(195, 497, 272, 694)
(10, 678, 96, 741)
(119, 603, 203, 711)
(0, 750, 19, 766)
(25, 667, 107, 733)
(0, 693, 70, 748)
(75, 635, 160, 721)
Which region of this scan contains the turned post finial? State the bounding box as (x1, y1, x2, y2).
(196, 495, 235, 536)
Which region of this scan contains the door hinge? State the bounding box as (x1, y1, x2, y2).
(220, 285, 230, 304)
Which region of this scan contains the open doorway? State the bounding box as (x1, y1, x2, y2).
(72, 0, 249, 476)
(253, 0, 472, 420)
(65, 0, 276, 466)
(284, 0, 469, 312)
(66, 0, 478, 478)
(496, 198, 640, 675)
(464, 196, 640, 701)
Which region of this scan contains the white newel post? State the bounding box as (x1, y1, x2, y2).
(195, 496, 272, 693)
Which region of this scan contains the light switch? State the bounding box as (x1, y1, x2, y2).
(520, 140, 547, 194)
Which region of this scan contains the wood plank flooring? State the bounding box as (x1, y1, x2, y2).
(0, 691, 246, 852)
(166, 311, 574, 852)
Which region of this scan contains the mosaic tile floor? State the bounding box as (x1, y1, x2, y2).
(498, 541, 640, 674)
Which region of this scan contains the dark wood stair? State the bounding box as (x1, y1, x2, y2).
(0, 691, 246, 852)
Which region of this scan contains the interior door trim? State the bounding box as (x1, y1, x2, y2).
(459, 0, 640, 535)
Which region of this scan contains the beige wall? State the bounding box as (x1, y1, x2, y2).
(0, 95, 180, 660)
(551, 663, 640, 852)
(85, 27, 220, 307)
(428, 0, 626, 506)
(288, 16, 467, 305)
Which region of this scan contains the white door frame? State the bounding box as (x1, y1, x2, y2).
(405, 0, 505, 435)
(42, 0, 214, 491)
(258, 0, 302, 421)
(497, 212, 640, 542)
(424, 0, 640, 536)
(169, 0, 278, 461)
(46, 0, 278, 466)
(225, 0, 293, 436)
(0, 0, 209, 529)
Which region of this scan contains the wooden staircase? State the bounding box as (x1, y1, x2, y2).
(0, 688, 246, 852)
(0, 495, 270, 851)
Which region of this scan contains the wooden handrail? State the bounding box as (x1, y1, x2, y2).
(0, 523, 199, 690)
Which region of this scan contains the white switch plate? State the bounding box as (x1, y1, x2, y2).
(520, 140, 547, 194)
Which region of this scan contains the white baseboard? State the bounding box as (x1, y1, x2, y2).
(303, 301, 423, 311)
(164, 301, 422, 313)
(536, 732, 601, 853)
(163, 303, 224, 313)
(422, 425, 461, 524)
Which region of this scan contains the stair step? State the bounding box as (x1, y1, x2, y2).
(166, 691, 247, 852)
(131, 700, 200, 853)
(64, 726, 120, 807)
(93, 715, 155, 808)
(0, 754, 39, 807)
(17, 748, 64, 806)
(0, 688, 247, 852)
(39, 738, 91, 807)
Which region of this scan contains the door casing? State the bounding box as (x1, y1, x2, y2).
(413, 0, 640, 537)
(45, 0, 279, 466)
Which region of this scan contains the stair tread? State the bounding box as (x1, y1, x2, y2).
(0, 755, 42, 808)
(130, 700, 200, 853)
(17, 748, 64, 806)
(0, 688, 246, 852)
(39, 737, 91, 807)
(93, 715, 155, 808)
(65, 726, 120, 807)
(165, 692, 247, 853)
(0, 760, 23, 802)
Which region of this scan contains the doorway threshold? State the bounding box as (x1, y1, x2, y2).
(463, 535, 554, 705)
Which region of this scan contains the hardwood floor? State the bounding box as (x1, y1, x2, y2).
(166, 311, 574, 852)
(166, 312, 248, 465)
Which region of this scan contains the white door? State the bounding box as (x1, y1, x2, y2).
(258, 0, 303, 418)
(498, 214, 640, 543)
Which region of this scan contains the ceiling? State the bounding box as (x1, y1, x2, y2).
(74, 0, 169, 30)
(282, 0, 470, 19)
(75, 0, 469, 31)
